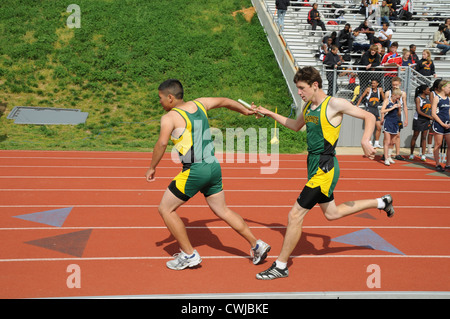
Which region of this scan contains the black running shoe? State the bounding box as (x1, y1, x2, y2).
(394, 155, 406, 161)
(381, 194, 394, 218)
(256, 262, 289, 280)
(436, 165, 445, 172)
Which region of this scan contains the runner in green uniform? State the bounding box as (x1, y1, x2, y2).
(254, 67, 395, 280)
(146, 79, 271, 270)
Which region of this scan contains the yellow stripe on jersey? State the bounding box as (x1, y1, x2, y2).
(171, 108, 193, 156)
(320, 96, 341, 148)
(193, 100, 208, 118)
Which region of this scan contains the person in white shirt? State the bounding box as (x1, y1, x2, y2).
(431, 24, 450, 55)
(375, 22, 393, 48)
(352, 29, 371, 52)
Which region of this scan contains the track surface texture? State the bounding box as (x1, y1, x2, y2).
(0, 150, 449, 299)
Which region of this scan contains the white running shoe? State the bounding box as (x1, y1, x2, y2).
(251, 239, 271, 265)
(373, 142, 382, 148)
(388, 157, 395, 164)
(409, 154, 415, 160)
(384, 159, 390, 166)
(421, 155, 426, 161)
(166, 250, 202, 270)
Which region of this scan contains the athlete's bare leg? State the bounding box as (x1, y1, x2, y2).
(205, 190, 257, 248)
(158, 189, 193, 254)
(320, 198, 378, 221)
(277, 201, 309, 263)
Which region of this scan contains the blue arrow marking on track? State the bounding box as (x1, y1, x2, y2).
(13, 207, 73, 227)
(331, 228, 404, 255)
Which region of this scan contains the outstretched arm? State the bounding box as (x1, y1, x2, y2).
(256, 105, 305, 132)
(196, 97, 256, 116)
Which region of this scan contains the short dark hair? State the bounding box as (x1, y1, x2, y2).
(158, 79, 184, 99)
(293, 66, 322, 89)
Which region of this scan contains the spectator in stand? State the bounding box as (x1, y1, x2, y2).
(359, 0, 371, 19)
(409, 44, 419, 67)
(359, 44, 382, 90)
(275, 0, 291, 32)
(416, 49, 437, 78)
(400, 49, 412, 70)
(374, 22, 393, 48)
(380, 1, 390, 24)
(356, 78, 385, 149)
(409, 84, 433, 161)
(386, 0, 398, 20)
(381, 42, 402, 92)
(444, 18, 450, 41)
(319, 36, 334, 61)
(323, 45, 343, 96)
(357, 19, 375, 44)
(307, 3, 327, 33)
(431, 24, 450, 56)
(322, 31, 338, 46)
(352, 28, 371, 52)
(337, 24, 353, 53)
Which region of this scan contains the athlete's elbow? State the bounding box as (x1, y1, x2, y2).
(156, 139, 169, 149)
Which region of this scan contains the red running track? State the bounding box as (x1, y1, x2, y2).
(0, 150, 449, 298)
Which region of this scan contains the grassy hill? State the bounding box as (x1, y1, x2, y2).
(0, 0, 306, 153)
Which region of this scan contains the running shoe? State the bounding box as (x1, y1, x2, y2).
(384, 159, 390, 166)
(421, 155, 426, 161)
(373, 142, 382, 149)
(251, 239, 271, 265)
(166, 249, 202, 270)
(408, 154, 414, 160)
(388, 157, 395, 164)
(436, 165, 445, 172)
(381, 194, 395, 218)
(394, 155, 406, 161)
(256, 262, 289, 280)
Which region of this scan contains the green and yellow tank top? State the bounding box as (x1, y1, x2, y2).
(302, 96, 341, 196)
(171, 100, 215, 169)
(303, 96, 341, 156)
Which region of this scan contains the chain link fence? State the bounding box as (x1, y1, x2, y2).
(322, 65, 436, 109)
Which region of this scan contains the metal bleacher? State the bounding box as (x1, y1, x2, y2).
(264, 0, 450, 78)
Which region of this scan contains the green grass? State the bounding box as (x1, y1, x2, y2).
(0, 0, 306, 153)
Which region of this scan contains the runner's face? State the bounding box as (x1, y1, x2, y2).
(443, 84, 450, 96)
(158, 91, 172, 112)
(296, 81, 317, 102)
(392, 81, 401, 90)
(392, 94, 401, 103)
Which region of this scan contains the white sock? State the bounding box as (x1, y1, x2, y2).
(275, 260, 287, 269)
(377, 198, 385, 209)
